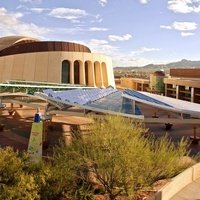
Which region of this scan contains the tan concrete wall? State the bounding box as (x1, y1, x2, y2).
(94, 61, 103, 87)
(0, 57, 5, 82)
(12, 54, 25, 80)
(0, 51, 115, 87)
(23, 53, 36, 81)
(2, 56, 14, 81)
(102, 62, 108, 87)
(152, 162, 200, 200)
(120, 78, 135, 89)
(35, 52, 48, 82)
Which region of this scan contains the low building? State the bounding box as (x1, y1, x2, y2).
(120, 77, 149, 91)
(164, 68, 200, 104)
(0, 36, 115, 88)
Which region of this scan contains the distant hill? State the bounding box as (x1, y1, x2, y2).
(114, 59, 200, 71)
(166, 59, 200, 68)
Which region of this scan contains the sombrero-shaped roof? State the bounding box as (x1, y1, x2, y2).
(0, 36, 39, 51)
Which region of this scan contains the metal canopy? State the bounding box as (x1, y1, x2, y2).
(36, 88, 200, 117)
(36, 88, 143, 118)
(123, 89, 200, 117)
(0, 88, 200, 125)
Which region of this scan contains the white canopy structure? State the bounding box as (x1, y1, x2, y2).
(0, 88, 200, 126)
(32, 88, 200, 125)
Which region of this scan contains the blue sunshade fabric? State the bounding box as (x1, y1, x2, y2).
(123, 89, 172, 108)
(42, 88, 143, 116)
(72, 90, 143, 116)
(43, 88, 118, 105)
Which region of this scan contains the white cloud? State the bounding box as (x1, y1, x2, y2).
(49, 8, 88, 20)
(30, 8, 49, 13)
(181, 32, 195, 36)
(52, 26, 108, 35)
(160, 21, 197, 36)
(131, 47, 160, 55)
(112, 55, 162, 67)
(168, 0, 200, 13)
(108, 34, 132, 42)
(74, 39, 113, 53)
(139, 0, 150, 4)
(89, 27, 109, 31)
(19, 0, 42, 4)
(111, 46, 161, 67)
(98, 0, 108, 7)
(172, 21, 197, 31)
(71, 38, 162, 67)
(53, 27, 85, 35)
(160, 25, 172, 30)
(140, 47, 160, 52)
(88, 39, 109, 45)
(0, 7, 50, 38)
(95, 14, 103, 23)
(72, 38, 119, 55)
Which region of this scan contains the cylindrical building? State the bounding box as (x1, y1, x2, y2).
(0, 36, 115, 88)
(149, 70, 165, 94)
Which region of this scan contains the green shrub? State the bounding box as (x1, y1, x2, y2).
(0, 147, 39, 200)
(53, 115, 192, 199)
(0, 115, 193, 200)
(146, 136, 191, 184)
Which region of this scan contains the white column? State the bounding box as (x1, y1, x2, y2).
(70, 61, 74, 84)
(100, 64, 104, 87)
(141, 83, 144, 91)
(88, 61, 95, 87)
(79, 62, 86, 85)
(165, 84, 167, 96)
(94, 62, 103, 87)
(191, 87, 194, 102)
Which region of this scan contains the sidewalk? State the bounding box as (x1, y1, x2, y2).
(171, 178, 200, 200)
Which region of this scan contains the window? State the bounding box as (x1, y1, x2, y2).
(62, 60, 70, 83)
(85, 62, 89, 85)
(74, 61, 80, 84)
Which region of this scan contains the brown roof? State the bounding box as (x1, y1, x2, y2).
(0, 36, 91, 56)
(153, 71, 165, 76)
(0, 36, 39, 51)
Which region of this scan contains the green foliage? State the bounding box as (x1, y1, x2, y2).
(53, 115, 192, 199)
(0, 147, 39, 200)
(0, 116, 193, 200)
(147, 136, 191, 184)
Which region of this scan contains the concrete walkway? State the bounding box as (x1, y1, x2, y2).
(171, 178, 200, 200)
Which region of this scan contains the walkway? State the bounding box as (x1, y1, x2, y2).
(171, 178, 200, 200)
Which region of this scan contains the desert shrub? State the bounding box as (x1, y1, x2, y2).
(0, 115, 193, 200)
(0, 147, 39, 200)
(53, 115, 192, 200)
(146, 136, 191, 184)
(0, 147, 74, 200)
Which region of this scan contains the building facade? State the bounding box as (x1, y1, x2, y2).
(120, 77, 149, 91)
(164, 68, 200, 104)
(0, 36, 115, 88)
(149, 71, 165, 94)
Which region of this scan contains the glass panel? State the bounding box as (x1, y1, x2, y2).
(62, 60, 70, 84)
(85, 62, 88, 85)
(74, 61, 80, 84)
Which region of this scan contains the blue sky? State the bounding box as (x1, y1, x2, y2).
(1, 0, 200, 67)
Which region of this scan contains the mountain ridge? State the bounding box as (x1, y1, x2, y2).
(114, 59, 200, 70)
